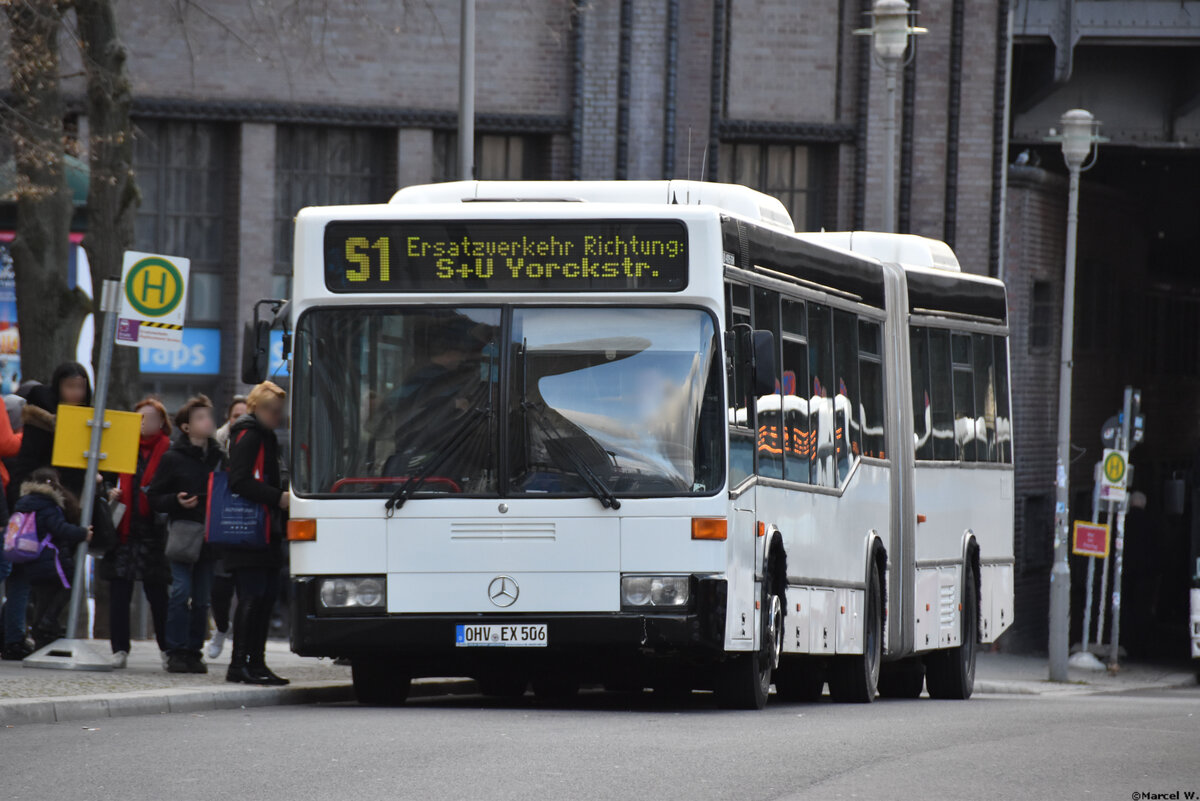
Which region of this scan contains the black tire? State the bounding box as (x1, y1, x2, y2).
(878, 659, 925, 699)
(829, 563, 882, 703)
(926, 564, 978, 700)
(352, 659, 411, 706)
(718, 575, 783, 710)
(532, 674, 580, 701)
(773, 659, 825, 702)
(477, 674, 528, 699)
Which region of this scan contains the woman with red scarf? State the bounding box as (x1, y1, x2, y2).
(99, 397, 172, 669)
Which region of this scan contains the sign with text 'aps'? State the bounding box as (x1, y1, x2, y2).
(116, 251, 190, 350)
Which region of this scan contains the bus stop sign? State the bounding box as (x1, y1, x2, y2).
(116, 251, 190, 350)
(1100, 448, 1129, 503)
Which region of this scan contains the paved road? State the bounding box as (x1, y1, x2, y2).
(4, 686, 1199, 801)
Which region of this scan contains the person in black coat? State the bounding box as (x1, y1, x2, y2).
(148, 396, 226, 674)
(2, 469, 92, 658)
(224, 381, 290, 686)
(8, 363, 91, 506)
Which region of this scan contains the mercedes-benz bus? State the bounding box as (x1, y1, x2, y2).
(270, 180, 1014, 709)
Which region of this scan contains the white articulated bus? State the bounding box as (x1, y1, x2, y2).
(272, 180, 1014, 709)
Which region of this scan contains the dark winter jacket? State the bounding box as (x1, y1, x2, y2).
(224, 413, 286, 571)
(98, 435, 171, 585)
(11, 480, 89, 585)
(8, 386, 86, 505)
(147, 437, 226, 525)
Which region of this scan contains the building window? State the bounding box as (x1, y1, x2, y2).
(275, 126, 394, 276)
(1029, 280, 1055, 353)
(133, 119, 229, 325)
(718, 142, 823, 231)
(432, 132, 551, 182)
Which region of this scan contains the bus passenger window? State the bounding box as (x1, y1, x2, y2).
(808, 303, 836, 487)
(782, 299, 810, 484)
(910, 327, 933, 460)
(833, 310, 861, 483)
(753, 287, 784, 480)
(994, 335, 1013, 464)
(928, 328, 956, 461)
(973, 333, 996, 462)
(951, 333, 976, 462)
(859, 320, 885, 459)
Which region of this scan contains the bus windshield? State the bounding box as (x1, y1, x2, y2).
(291, 306, 723, 498)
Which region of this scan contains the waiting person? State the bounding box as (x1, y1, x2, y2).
(149, 396, 225, 674)
(225, 381, 289, 686)
(2, 468, 91, 659)
(214, 395, 247, 456)
(9, 363, 91, 506)
(206, 395, 246, 659)
(100, 398, 172, 669)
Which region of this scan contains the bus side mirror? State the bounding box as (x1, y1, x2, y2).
(752, 330, 777, 397)
(241, 320, 271, 385)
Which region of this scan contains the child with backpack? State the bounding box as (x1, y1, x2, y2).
(1, 468, 92, 659)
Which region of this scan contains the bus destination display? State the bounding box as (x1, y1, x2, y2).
(324, 220, 688, 293)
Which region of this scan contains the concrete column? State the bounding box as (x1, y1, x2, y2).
(232, 122, 277, 391)
(398, 128, 435, 188)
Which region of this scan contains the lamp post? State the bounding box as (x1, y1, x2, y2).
(1046, 109, 1105, 682)
(458, 0, 475, 180)
(856, 0, 926, 233)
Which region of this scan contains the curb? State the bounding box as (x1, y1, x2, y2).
(974, 674, 1198, 697)
(0, 677, 478, 727)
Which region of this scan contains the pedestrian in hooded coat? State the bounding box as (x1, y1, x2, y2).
(2, 469, 92, 659)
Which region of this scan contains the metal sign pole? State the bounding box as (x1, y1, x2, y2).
(1070, 465, 1107, 670)
(23, 279, 122, 671)
(1107, 386, 1134, 670)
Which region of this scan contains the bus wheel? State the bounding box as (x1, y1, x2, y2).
(926, 565, 978, 700)
(477, 674, 529, 699)
(829, 565, 882, 703)
(718, 581, 782, 710)
(773, 658, 825, 702)
(878, 659, 925, 699)
(352, 659, 411, 706)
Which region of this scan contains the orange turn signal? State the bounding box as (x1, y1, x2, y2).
(756, 521, 766, 538)
(691, 517, 727, 541)
(287, 519, 316, 542)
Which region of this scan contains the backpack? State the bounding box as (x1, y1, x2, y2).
(2, 510, 70, 587)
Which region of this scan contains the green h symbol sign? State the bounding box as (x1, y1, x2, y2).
(139, 269, 168, 304)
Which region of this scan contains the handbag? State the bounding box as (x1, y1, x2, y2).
(205, 469, 269, 550)
(164, 519, 206, 564)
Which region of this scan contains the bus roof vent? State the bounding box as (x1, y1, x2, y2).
(795, 232, 962, 272)
(388, 180, 795, 233)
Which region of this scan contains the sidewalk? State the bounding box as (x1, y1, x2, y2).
(975, 651, 1198, 696)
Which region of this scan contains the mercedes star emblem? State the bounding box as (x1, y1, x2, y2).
(488, 575, 519, 607)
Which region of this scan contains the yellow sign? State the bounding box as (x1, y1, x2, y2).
(51, 405, 143, 475)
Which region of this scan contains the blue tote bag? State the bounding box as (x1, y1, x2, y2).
(206, 464, 270, 550)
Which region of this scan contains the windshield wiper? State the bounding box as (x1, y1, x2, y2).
(384, 405, 490, 516)
(523, 401, 621, 510)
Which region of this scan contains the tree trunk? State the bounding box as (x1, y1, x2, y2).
(5, 0, 89, 383)
(76, 0, 141, 412)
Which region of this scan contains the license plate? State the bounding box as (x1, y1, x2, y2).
(455, 623, 548, 647)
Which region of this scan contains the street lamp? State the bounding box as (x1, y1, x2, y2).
(855, 0, 926, 233)
(1045, 109, 1106, 682)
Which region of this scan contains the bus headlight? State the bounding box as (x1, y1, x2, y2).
(621, 575, 690, 608)
(317, 577, 386, 613)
